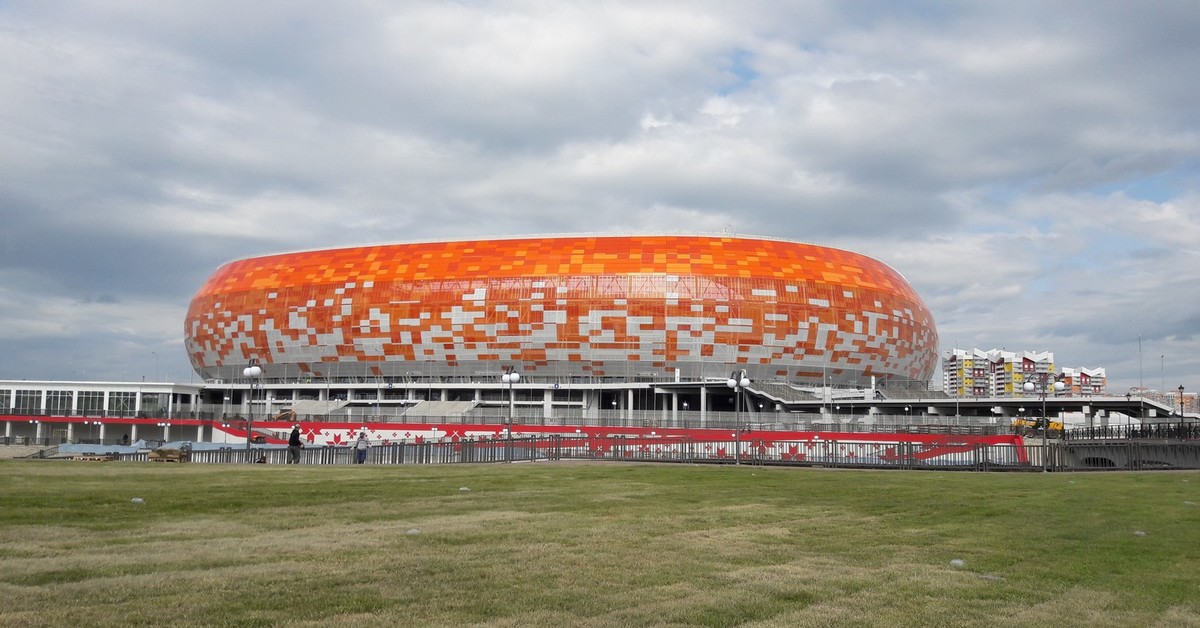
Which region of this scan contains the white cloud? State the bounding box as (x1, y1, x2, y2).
(1, 1, 1198, 391)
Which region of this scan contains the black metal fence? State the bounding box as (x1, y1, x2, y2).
(15, 425, 1198, 471)
(99, 435, 1054, 471)
(1064, 421, 1200, 442)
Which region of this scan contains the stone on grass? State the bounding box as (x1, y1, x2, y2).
(950, 559, 965, 567)
(130, 497, 145, 505)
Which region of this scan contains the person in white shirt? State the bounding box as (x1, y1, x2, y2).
(353, 431, 369, 464)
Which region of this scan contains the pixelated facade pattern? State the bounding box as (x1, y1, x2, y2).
(184, 236, 939, 383)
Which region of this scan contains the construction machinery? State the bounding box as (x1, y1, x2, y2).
(1012, 417, 1063, 437)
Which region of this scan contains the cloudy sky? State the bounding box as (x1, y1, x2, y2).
(2, 1, 1198, 393)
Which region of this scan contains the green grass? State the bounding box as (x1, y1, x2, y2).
(1, 461, 1198, 627)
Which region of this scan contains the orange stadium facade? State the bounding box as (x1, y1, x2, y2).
(184, 234, 938, 385)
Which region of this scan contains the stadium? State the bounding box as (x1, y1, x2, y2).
(185, 234, 938, 387)
(172, 233, 948, 432)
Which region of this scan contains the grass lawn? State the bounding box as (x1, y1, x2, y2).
(1, 460, 1198, 627)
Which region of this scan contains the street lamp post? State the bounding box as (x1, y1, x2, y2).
(1179, 385, 1186, 418)
(243, 359, 263, 463)
(1023, 372, 1065, 472)
(501, 366, 519, 462)
(726, 369, 750, 465)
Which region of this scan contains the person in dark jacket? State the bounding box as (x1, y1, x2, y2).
(288, 425, 304, 464)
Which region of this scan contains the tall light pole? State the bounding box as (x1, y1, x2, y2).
(243, 359, 263, 463)
(1023, 372, 1065, 472)
(1179, 385, 1186, 418)
(726, 369, 750, 465)
(501, 366, 519, 462)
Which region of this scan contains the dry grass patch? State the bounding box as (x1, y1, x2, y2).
(1, 461, 1198, 626)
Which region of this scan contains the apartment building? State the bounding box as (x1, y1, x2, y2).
(942, 348, 1107, 398)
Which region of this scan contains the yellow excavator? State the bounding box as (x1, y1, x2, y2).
(1012, 417, 1063, 437)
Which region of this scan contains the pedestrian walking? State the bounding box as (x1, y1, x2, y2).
(354, 431, 369, 464)
(288, 425, 304, 464)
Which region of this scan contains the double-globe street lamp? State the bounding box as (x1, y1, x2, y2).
(85, 419, 102, 444)
(501, 366, 520, 462)
(243, 359, 263, 463)
(726, 369, 751, 465)
(1023, 372, 1065, 472)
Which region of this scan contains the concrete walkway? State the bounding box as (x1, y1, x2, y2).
(0, 445, 50, 459)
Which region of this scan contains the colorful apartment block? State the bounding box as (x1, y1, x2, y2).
(941, 348, 1107, 398)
